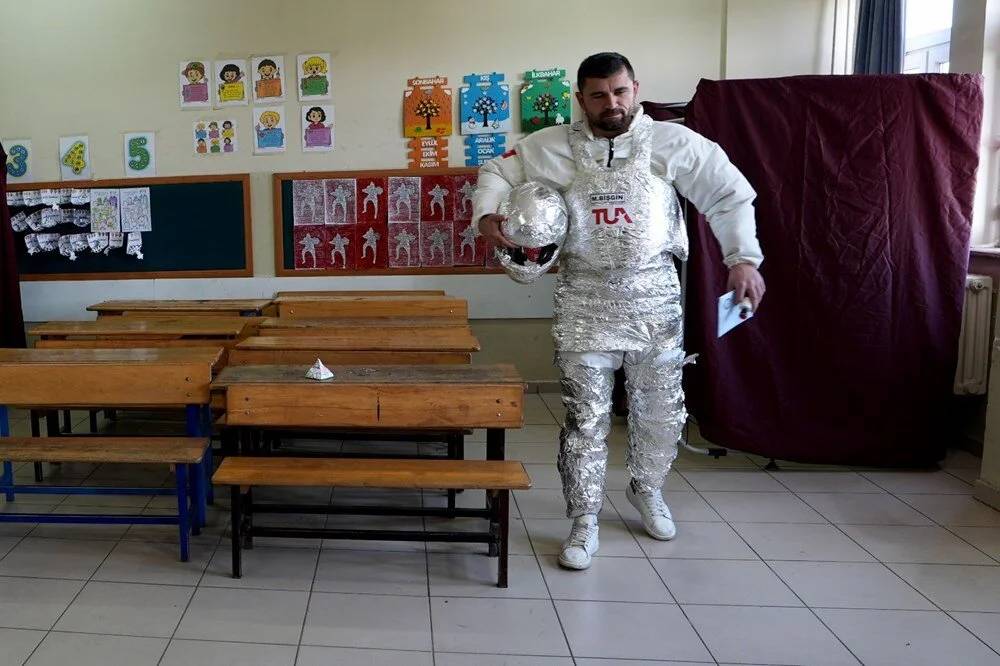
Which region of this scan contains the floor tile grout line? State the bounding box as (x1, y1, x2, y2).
(610, 478, 720, 665)
(17, 495, 140, 666)
(679, 470, 864, 665)
(291, 516, 325, 666)
(519, 507, 578, 663)
(769, 472, 1000, 659)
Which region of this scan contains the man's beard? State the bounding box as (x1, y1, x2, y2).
(591, 104, 637, 133)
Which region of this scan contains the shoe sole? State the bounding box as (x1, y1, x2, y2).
(557, 554, 592, 570)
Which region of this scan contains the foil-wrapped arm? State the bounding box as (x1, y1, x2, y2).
(661, 125, 764, 268)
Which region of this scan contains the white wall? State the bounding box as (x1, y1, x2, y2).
(2, 0, 837, 321)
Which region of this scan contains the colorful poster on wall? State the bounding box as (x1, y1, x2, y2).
(403, 76, 452, 137)
(463, 134, 506, 167)
(251, 55, 286, 104)
(179, 60, 211, 108)
(193, 120, 237, 155)
(521, 68, 571, 133)
(407, 137, 448, 169)
(460, 72, 511, 135)
(120, 187, 152, 232)
(123, 132, 155, 177)
(3, 139, 32, 182)
(252, 107, 286, 154)
(301, 104, 334, 152)
(214, 59, 249, 107)
(90, 189, 121, 233)
(297, 53, 332, 101)
(58, 135, 91, 181)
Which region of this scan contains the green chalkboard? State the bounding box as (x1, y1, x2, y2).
(10, 174, 252, 281)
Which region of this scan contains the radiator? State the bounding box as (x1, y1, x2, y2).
(955, 274, 994, 395)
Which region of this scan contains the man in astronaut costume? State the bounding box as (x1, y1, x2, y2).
(474, 53, 766, 570)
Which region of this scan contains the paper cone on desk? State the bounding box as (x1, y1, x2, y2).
(305, 358, 334, 381)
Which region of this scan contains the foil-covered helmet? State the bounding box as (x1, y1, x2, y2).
(494, 182, 568, 284)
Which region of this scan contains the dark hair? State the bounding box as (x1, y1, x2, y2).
(220, 63, 241, 81)
(257, 59, 277, 70)
(222, 120, 232, 128)
(577, 52, 634, 91)
(306, 106, 326, 122)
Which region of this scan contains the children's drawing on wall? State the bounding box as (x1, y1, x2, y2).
(302, 104, 334, 152)
(120, 187, 152, 233)
(252, 55, 286, 103)
(253, 107, 286, 154)
(292, 179, 325, 226)
(459, 72, 512, 135)
(403, 76, 452, 137)
(58, 135, 91, 180)
(297, 53, 332, 101)
(179, 60, 211, 108)
(215, 59, 248, 107)
(194, 120, 236, 155)
(90, 188, 121, 233)
(388, 223, 419, 267)
(323, 178, 356, 225)
(329, 232, 350, 268)
(387, 176, 420, 222)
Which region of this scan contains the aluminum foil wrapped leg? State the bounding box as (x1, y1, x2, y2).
(556, 352, 619, 518)
(623, 346, 690, 494)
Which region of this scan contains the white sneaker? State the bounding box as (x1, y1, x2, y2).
(626, 481, 676, 540)
(558, 514, 600, 570)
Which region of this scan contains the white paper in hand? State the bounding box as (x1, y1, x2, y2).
(718, 290, 753, 338)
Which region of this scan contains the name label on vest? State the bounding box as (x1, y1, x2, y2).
(590, 192, 632, 225)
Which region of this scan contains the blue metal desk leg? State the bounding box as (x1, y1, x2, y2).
(188, 463, 203, 534)
(175, 465, 190, 562)
(204, 445, 214, 506)
(192, 462, 207, 531)
(1, 406, 12, 503)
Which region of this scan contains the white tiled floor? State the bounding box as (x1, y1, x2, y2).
(0, 401, 999, 664)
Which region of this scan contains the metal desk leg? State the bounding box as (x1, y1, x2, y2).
(188, 463, 205, 533)
(230, 485, 242, 578)
(185, 405, 201, 437)
(1, 406, 12, 502)
(204, 445, 215, 505)
(497, 489, 510, 588)
(88, 410, 99, 433)
(61, 409, 72, 434)
(175, 465, 190, 562)
(30, 411, 43, 483)
(485, 429, 505, 556)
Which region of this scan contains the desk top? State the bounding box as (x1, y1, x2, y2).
(0, 347, 225, 365)
(235, 330, 480, 353)
(273, 290, 447, 298)
(31, 317, 250, 338)
(87, 299, 273, 313)
(213, 363, 522, 387)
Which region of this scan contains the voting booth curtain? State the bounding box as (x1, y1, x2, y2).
(682, 74, 983, 466)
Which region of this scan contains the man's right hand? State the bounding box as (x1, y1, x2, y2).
(478, 214, 517, 249)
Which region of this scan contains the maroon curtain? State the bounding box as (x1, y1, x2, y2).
(0, 142, 26, 348)
(683, 74, 983, 466)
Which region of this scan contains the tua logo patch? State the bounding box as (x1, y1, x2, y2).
(590, 192, 632, 225)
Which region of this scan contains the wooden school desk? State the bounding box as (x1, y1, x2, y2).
(88, 299, 274, 318)
(228, 328, 481, 366)
(257, 317, 467, 337)
(272, 295, 468, 319)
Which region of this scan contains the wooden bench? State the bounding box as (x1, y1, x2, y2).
(228, 329, 481, 366)
(257, 317, 467, 337)
(273, 295, 468, 320)
(88, 299, 274, 318)
(0, 436, 210, 561)
(213, 457, 531, 586)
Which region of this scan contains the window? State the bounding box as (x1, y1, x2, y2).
(903, 0, 952, 73)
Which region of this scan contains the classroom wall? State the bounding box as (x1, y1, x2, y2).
(3, 0, 838, 323)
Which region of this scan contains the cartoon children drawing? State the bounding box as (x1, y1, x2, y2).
(300, 56, 329, 97)
(218, 63, 245, 103)
(255, 58, 282, 99)
(196, 138, 207, 154)
(223, 137, 234, 153)
(255, 110, 284, 149)
(210, 139, 221, 154)
(181, 61, 209, 103)
(208, 121, 220, 139)
(194, 122, 207, 141)
(222, 120, 234, 139)
(303, 106, 332, 149)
